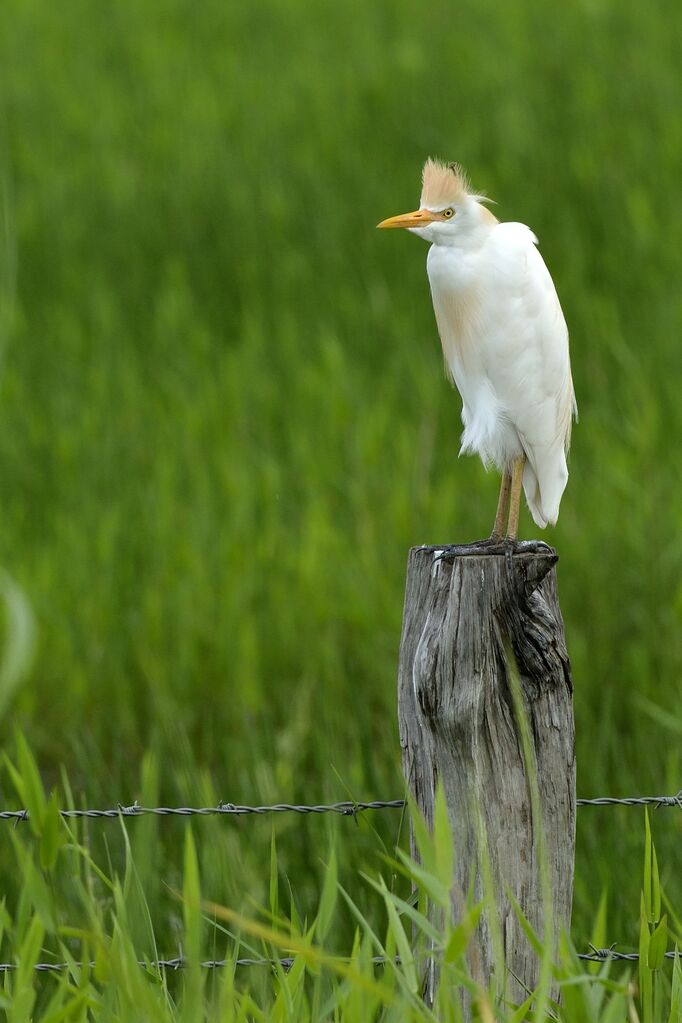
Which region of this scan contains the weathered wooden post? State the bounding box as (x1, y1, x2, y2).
(397, 542, 575, 1006)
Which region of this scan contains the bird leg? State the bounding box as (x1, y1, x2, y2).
(490, 470, 512, 540)
(506, 455, 526, 539)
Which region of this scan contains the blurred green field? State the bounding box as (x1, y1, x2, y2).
(1, 0, 682, 1004)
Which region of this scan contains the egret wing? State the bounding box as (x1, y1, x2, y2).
(478, 222, 576, 524)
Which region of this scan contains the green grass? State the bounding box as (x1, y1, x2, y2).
(2, 756, 681, 1021)
(1, 0, 682, 1015)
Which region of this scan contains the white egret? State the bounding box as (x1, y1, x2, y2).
(378, 159, 576, 540)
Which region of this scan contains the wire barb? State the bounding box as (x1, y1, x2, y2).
(586, 943, 618, 960)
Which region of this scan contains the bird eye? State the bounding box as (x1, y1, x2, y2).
(442, 208, 454, 219)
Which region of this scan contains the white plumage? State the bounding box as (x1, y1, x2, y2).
(378, 159, 576, 537)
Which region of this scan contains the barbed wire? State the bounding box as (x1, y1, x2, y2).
(0, 791, 680, 823)
(0, 956, 297, 974)
(0, 795, 677, 976)
(0, 948, 678, 974)
(577, 792, 682, 808)
(0, 799, 406, 823)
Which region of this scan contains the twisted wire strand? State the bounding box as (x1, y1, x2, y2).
(577, 792, 682, 808)
(0, 791, 680, 822)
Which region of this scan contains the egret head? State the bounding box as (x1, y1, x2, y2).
(377, 159, 490, 245)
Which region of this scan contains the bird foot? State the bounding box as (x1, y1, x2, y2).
(428, 537, 555, 562)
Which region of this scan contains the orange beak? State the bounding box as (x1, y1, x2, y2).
(376, 208, 437, 229)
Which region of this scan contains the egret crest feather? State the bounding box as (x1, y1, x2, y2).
(420, 159, 470, 209)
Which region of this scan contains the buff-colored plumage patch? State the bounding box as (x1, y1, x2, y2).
(420, 159, 470, 209)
